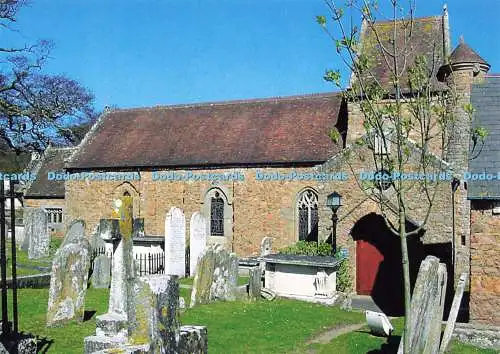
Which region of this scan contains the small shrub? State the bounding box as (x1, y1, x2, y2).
(279, 241, 333, 256)
(334, 251, 353, 292)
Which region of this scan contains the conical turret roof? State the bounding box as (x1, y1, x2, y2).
(449, 37, 489, 66)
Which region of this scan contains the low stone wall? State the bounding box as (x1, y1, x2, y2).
(6, 273, 51, 289)
(452, 323, 500, 350)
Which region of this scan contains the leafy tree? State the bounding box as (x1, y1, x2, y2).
(0, 0, 96, 153)
(316, 1, 482, 351)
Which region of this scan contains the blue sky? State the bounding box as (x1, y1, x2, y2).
(7, 0, 500, 110)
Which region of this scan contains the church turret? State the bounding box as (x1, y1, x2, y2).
(438, 36, 490, 171)
(438, 37, 490, 296)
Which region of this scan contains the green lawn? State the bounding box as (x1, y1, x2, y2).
(0, 287, 494, 353)
(307, 317, 497, 354)
(5, 238, 62, 277)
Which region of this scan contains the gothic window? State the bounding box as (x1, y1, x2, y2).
(210, 192, 224, 236)
(298, 189, 319, 241)
(45, 208, 63, 224)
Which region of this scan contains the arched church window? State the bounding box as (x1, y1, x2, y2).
(211, 192, 224, 236)
(123, 191, 131, 196)
(298, 189, 319, 241)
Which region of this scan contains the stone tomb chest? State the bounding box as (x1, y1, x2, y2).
(260, 254, 341, 304)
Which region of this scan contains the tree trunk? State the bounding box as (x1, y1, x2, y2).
(399, 200, 412, 353)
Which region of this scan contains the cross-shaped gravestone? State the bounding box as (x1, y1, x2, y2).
(91, 196, 135, 339)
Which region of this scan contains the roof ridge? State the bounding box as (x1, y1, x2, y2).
(372, 14, 442, 25)
(108, 91, 342, 113)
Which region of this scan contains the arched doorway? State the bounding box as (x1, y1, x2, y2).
(352, 213, 404, 315)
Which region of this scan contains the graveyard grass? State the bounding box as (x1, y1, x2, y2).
(5, 287, 494, 353)
(6, 238, 61, 276)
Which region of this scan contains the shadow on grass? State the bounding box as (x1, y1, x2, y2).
(0, 331, 54, 354)
(367, 334, 402, 354)
(83, 310, 97, 322)
(36, 335, 54, 354)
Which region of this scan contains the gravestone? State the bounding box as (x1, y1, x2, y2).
(165, 207, 186, 277)
(260, 237, 273, 274)
(13, 226, 25, 247)
(61, 220, 86, 247)
(190, 244, 238, 307)
(248, 267, 262, 300)
(439, 273, 468, 353)
(397, 256, 447, 354)
(90, 223, 106, 251)
(46, 221, 91, 327)
(84, 197, 136, 352)
(132, 218, 145, 238)
(91, 254, 111, 289)
(260, 237, 273, 256)
(129, 275, 180, 352)
(22, 208, 50, 259)
(189, 212, 208, 276)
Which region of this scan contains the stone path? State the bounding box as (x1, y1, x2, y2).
(306, 322, 366, 345)
(350, 295, 382, 312)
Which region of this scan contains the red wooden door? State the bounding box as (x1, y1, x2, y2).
(356, 239, 384, 295)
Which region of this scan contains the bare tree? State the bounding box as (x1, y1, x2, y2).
(0, 0, 96, 153)
(316, 1, 486, 351)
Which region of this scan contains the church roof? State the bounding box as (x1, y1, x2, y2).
(468, 76, 500, 200)
(354, 15, 448, 92)
(449, 41, 489, 66)
(67, 93, 345, 170)
(25, 147, 76, 198)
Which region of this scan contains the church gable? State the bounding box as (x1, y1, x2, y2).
(354, 14, 449, 92)
(67, 93, 345, 170)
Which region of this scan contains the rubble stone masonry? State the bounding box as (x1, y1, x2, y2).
(470, 201, 500, 325)
(65, 167, 334, 256)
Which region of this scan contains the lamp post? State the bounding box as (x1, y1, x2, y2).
(326, 192, 342, 256)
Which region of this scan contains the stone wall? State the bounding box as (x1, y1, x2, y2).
(24, 198, 64, 209)
(65, 167, 324, 256)
(317, 140, 458, 293)
(469, 201, 500, 326)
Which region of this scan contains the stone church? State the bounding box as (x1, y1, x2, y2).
(61, 8, 499, 324)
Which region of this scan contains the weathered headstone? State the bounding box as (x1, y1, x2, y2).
(46, 221, 91, 327)
(178, 326, 208, 354)
(397, 256, 448, 354)
(61, 220, 86, 247)
(132, 218, 145, 238)
(260, 237, 273, 274)
(84, 197, 136, 352)
(91, 254, 111, 289)
(190, 244, 238, 307)
(14, 226, 25, 248)
(165, 207, 186, 277)
(248, 267, 262, 300)
(190, 212, 208, 276)
(22, 208, 50, 259)
(439, 273, 468, 353)
(129, 275, 180, 352)
(260, 237, 273, 256)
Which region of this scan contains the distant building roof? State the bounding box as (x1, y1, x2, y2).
(67, 93, 345, 170)
(24, 147, 76, 198)
(468, 76, 500, 200)
(354, 15, 448, 92)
